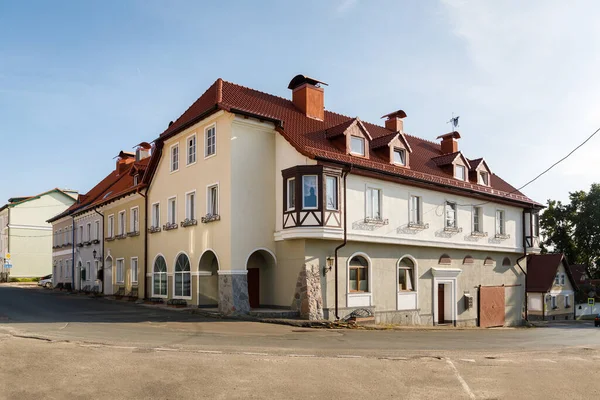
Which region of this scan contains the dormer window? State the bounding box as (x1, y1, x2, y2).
(393, 148, 406, 166)
(455, 165, 466, 181)
(350, 136, 365, 156)
(478, 171, 489, 186)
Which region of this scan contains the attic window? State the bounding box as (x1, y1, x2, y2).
(133, 175, 139, 186)
(455, 165, 466, 181)
(350, 136, 365, 156)
(393, 148, 406, 166)
(478, 171, 489, 186)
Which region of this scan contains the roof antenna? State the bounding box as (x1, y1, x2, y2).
(447, 113, 460, 131)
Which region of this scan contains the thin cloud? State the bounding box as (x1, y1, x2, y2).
(335, 0, 359, 14)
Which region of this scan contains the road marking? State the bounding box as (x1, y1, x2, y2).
(108, 345, 137, 350)
(534, 358, 557, 363)
(446, 358, 476, 400)
(242, 352, 269, 356)
(288, 354, 316, 358)
(337, 355, 362, 359)
(382, 356, 409, 361)
(459, 359, 476, 363)
(197, 350, 223, 354)
(59, 323, 69, 330)
(155, 348, 179, 352)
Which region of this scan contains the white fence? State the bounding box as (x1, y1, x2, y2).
(575, 303, 600, 317)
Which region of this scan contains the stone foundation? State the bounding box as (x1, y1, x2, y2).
(291, 264, 324, 320)
(218, 274, 250, 315)
(375, 310, 422, 325)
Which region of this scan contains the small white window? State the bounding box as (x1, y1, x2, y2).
(478, 171, 489, 185)
(326, 176, 338, 211)
(287, 178, 296, 211)
(86, 223, 91, 241)
(366, 188, 382, 220)
(350, 136, 365, 156)
(445, 202, 457, 228)
(133, 175, 139, 186)
(170, 144, 179, 172)
(496, 210, 505, 235)
(393, 148, 406, 166)
(302, 176, 318, 210)
(205, 125, 216, 157)
(116, 259, 124, 283)
(95, 220, 100, 241)
(186, 191, 196, 220)
(167, 197, 177, 224)
(555, 274, 560, 285)
(455, 165, 466, 181)
(409, 195, 421, 224)
(560, 273, 565, 285)
(473, 206, 483, 233)
(131, 257, 138, 284)
(130, 207, 139, 233)
(207, 185, 219, 215)
(187, 134, 196, 165)
(78, 225, 83, 243)
(118, 211, 126, 235)
(152, 203, 160, 228)
(108, 215, 114, 238)
(551, 295, 557, 309)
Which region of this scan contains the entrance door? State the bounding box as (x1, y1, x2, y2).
(438, 284, 445, 323)
(479, 286, 506, 328)
(248, 268, 260, 308)
(104, 258, 113, 295)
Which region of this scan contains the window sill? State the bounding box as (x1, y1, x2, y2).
(186, 161, 197, 167)
(126, 231, 140, 237)
(201, 214, 220, 224)
(115, 234, 127, 240)
(470, 231, 488, 237)
(495, 233, 511, 240)
(204, 153, 217, 160)
(181, 219, 198, 228)
(444, 227, 462, 233)
(364, 217, 389, 225)
(163, 223, 179, 231)
(408, 222, 429, 230)
(148, 226, 161, 234)
(105, 237, 115, 242)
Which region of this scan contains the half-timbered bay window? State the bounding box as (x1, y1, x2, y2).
(174, 254, 191, 298)
(282, 165, 342, 229)
(153, 256, 167, 297)
(349, 256, 368, 292)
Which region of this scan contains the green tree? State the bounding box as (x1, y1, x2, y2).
(539, 199, 577, 262)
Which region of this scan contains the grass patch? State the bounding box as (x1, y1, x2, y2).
(9, 277, 40, 282)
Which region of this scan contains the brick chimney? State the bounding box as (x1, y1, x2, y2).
(288, 74, 327, 121)
(116, 151, 135, 174)
(381, 110, 407, 132)
(135, 142, 152, 161)
(436, 132, 461, 154)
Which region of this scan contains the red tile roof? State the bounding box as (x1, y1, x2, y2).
(568, 264, 587, 285)
(526, 254, 577, 292)
(157, 78, 540, 207)
(431, 151, 462, 167)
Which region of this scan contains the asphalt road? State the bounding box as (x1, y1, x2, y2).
(1, 285, 599, 399)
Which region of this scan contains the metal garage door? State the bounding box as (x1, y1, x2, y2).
(480, 286, 506, 328)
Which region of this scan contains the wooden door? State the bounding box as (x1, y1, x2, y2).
(248, 268, 260, 309)
(438, 284, 445, 323)
(479, 286, 506, 328)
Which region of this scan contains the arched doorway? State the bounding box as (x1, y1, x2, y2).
(198, 250, 219, 307)
(152, 255, 167, 297)
(104, 256, 113, 295)
(246, 249, 277, 309)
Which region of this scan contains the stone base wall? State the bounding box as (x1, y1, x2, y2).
(528, 313, 574, 321)
(375, 310, 423, 325)
(291, 264, 324, 320)
(218, 274, 250, 315)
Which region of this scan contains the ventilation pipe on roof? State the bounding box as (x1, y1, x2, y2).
(381, 110, 407, 132)
(288, 74, 328, 121)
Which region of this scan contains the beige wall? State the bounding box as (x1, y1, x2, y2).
(51, 216, 74, 285)
(102, 194, 145, 296)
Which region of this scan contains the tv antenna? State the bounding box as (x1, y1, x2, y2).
(447, 113, 460, 130)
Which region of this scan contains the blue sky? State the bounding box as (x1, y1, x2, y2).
(1, 0, 599, 206)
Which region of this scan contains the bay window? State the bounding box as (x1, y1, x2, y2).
(286, 178, 295, 211)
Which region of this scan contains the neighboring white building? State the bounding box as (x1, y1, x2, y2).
(0, 189, 77, 278)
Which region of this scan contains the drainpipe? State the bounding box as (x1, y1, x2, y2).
(71, 215, 76, 289)
(139, 189, 147, 299)
(333, 167, 351, 320)
(516, 209, 529, 321)
(93, 209, 104, 290)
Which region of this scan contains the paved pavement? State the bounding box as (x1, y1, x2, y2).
(1, 285, 600, 399)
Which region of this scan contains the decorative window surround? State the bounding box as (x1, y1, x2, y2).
(148, 226, 162, 234)
(201, 214, 220, 223)
(181, 218, 198, 227)
(163, 222, 179, 231)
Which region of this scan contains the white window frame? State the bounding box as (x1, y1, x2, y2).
(131, 257, 138, 284)
(286, 178, 295, 211)
(346, 252, 373, 308)
(186, 133, 197, 166)
(151, 202, 160, 228)
(107, 214, 114, 238)
(560, 273, 565, 285)
(205, 124, 217, 158)
(325, 175, 338, 211)
(301, 175, 318, 210)
(173, 253, 192, 299)
(185, 190, 196, 220)
(393, 148, 406, 166)
(85, 261, 91, 282)
(350, 136, 365, 156)
(478, 171, 489, 186)
(445, 201, 457, 228)
(366, 186, 382, 220)
(86, 223, 91, 242)
(78, 225, 83, 244)
(170, 143, 179, 173)
(495, 209, 506, 236)
(133, 174, 139, 186)
(207, 183, 219, 215)
(472, 206, 483, 233)
(555, 274, 560, 285)
(167, 196, 177, 224)
(116, 258, 124, 284)
(409, 194, 422, 224)
(94, 220, 100, 241)
(118, 210, 126, 235)
(152, 255, 168, 298)
(130, 206, 139, 233)
(454, 164, 466, 181)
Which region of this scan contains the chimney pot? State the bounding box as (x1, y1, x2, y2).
(381, 110, 407, 132)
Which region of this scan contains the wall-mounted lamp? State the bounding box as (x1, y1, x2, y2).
(323, 256, 334, 276)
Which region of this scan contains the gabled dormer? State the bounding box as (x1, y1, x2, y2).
(432, 151, 470, 182)
(468, 158, 492, 186)
(371, 132, 413, 167)
(325, 117, 372, 158)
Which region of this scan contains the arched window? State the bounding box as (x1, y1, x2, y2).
(463, 255, 474, 265)
(153, 256, 167, 296)
(174, 254, 191, 297)
(349, 256, 369, 293)
(439, 254, 451, 265)
(502, 257, 511, 266)
(398, 258, 414, 291)
(484, 257, 495, 266)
